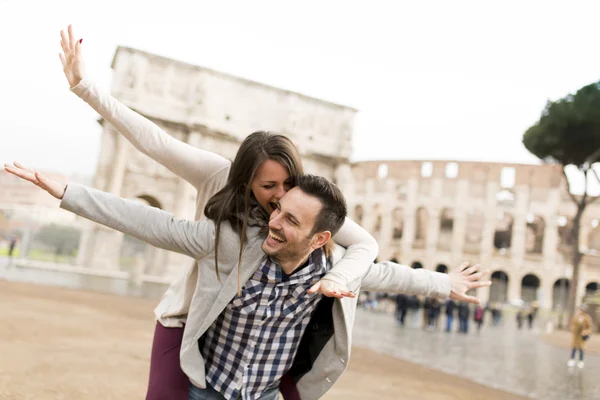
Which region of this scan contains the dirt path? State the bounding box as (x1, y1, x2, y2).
(0, 280, 527, 399)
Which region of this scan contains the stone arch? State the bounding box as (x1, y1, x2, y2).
(392, 207, 404, 239)
(557, 216, 574, 253)
(586, 282, 599, 297)
(588, 222, 600, 252)
(496, 189, 515, 208)
(137, 195, 162, 209)
(413, 207, 428, 249)
(520, 274, 540, 303)
(77, 49, 351, 277)
(490, 270, 509, 303)
(119, 195, 164, 275)
(552, 278, 570, 310)
(354, 205, 364, 226)
(435, 264, 448, 273)
(493, 212, 513, 253)
(411, 261, 424, 269)
(438, 208, 454, 251)
(464, 209, 484, 254)
(525, 215, 545, 254)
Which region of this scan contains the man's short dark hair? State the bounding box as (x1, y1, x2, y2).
(290, 174, 347, 236)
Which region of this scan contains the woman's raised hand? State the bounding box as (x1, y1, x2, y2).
(4, 162, 67, 200)
(59, 24, 86, 88)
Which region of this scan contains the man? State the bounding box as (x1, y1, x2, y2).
(4, 165, 490, 399)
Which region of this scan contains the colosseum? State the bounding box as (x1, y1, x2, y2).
(76, 46, 600, 312)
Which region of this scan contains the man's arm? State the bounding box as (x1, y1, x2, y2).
(359, 261, 451, 299)
(358, 261, 491, 304)
(61, 184, 216, 259)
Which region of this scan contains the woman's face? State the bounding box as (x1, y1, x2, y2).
(251, 159, 291, 214)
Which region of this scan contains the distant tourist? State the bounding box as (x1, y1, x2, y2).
(567, 305, 593, 368)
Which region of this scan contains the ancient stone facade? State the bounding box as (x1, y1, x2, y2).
(350, 160, 600, 309)
(78, 47, 600, 310)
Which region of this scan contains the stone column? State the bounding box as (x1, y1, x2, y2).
(164, 176, 198, 278)
(511, 185, 529, 264)
(479, 182, 499, 262)
(425, 207, 441, 266)
(538, 276, 554, 310)
(76, 131, 128, 269)
(452, 180, 469, 263)
(401, 179, 419, 255)
(378, 181, 395, 259)
(507, 272, 522, 304)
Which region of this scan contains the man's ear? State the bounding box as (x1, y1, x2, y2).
(311, 231, 332, 250)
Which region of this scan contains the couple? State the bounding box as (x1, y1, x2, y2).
(5, 25, 491, 400)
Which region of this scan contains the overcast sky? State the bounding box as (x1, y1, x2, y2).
(1, 0, 599, 193)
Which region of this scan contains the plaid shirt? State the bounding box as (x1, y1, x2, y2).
(201, 248, 329, 400)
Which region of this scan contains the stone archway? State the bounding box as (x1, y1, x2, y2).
(435, 264, 448, 273)
(553, 278, 570, 310)
(586, 282, 599, 297)
(490, 271, 509, 303)
(521, 274, 540, 303)
(74, 46, 356, 277)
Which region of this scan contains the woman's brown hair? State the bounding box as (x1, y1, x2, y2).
(204, 131, 304, 292)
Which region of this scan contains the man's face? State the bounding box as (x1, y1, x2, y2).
(261, 187, 323, 262)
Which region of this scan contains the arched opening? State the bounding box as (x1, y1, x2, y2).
(588, 222, 600, 253)
(496, 189, 515, 207)
(494, 212, 513, 254)
(438, 208, 454, 251)
(525, 215, 545, 254)
(411, 261, 423, 269)
(552, 278, 570, 310)
(392, 207, 404, 239)
(435, 264, 448, 273)
(464, 209, 484, 254)
(413, 207, 428, 249)
(557, 216, 574, 254)
(489, 271, 509, 303)
(586, 282, 599, 297)
(520, 274, 540, 303)
(119, 195, 162, 274)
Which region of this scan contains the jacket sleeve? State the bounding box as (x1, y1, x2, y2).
(60, 184, 216, 259)
(70, 79, 230, 190)
(323, 217, 379, 286)
(359, 261, 451, 299)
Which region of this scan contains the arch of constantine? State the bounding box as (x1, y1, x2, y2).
(76, 46, 600, 310)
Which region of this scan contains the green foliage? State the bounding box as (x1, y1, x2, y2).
(523, 81, 600, 167)
(34, 224, 81, 255)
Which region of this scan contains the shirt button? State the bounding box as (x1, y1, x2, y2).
(340, 358, 345, 363)
(326, 377, 332, 383)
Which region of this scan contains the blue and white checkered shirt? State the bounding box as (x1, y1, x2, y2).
(201, 248, 329, 400)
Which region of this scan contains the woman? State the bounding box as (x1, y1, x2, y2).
(567, 305, 593, 369)
(58, 25, 378, 399)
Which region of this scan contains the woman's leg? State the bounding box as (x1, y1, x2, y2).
(146, 321, 189, 400)
(579, 348, 584, 361)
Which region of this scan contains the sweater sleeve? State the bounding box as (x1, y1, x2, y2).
(71, 79, 230, 190)
(323, 217, 379, 286)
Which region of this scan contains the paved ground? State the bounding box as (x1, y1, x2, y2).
(352, 308, 600, 400)
(0, 279, 526, 400)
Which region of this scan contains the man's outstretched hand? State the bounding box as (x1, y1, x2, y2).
(4, 162, 67, 199)
(447, 262, 492, 305)
(308, 279, 355, 299)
